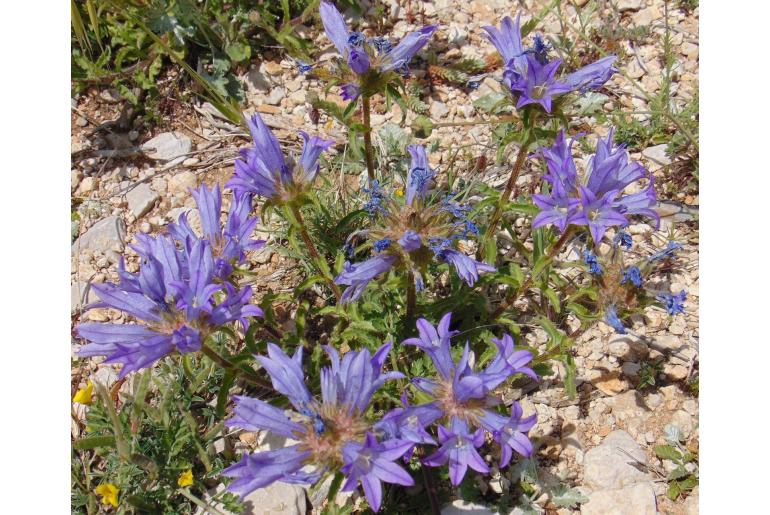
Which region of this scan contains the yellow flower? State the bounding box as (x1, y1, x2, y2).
(73, 381, 94, 405)
(177, 469, 194, 487)
(395, 188, 404, 197)
(95, 483, 119, 508)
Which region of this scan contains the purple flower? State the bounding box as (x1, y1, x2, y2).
(563, 55, 617, 92)
(532, 184, 579, 233)
(373, 238, 391, 252)
(405, 144, 434, 205)
(168, 184, 265, 278)
(404, 314, 536, 473)
(621, 266, 643, 287)
(508, 54, 572, 113)
(319, 1, 435, 76)
(397, 230, 422, 252)
(583, 249, 603, 275)
(615, 229, 633, 249)
(485, 334, 539, 381)
(345, 146, 493, 301)
(334, 254, 398, 303)
(586, 129, 648, 198)
(402, 312, 459, 378)
(76, 238, 261, 378)
(224, 342, 407, 508)
(657, 290, 687, 315)
(570, 186, 629, 245)
(482, 15, 527, 77)
(341, 433, 415, 511)
(439, 249, 496, 287)
(298, 131, 335, 183)
(375, 395, 441, 450)
(477, 402, 537, 467)
(340, 83, 361, 101)
(227, 113, 334, 201)
(423, 418, 488, 486)
(378, 25, 437, 73)
(605, 305, 626, 334)
(534, 129, 657, 245)
(484, 14, 616, 110)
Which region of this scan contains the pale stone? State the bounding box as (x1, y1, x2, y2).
(581, 482, 657, 515)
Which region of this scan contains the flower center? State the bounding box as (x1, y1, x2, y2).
(532, 84, 548, 99)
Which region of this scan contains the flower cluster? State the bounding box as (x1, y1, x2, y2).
(380, 313, 538, 484)
(228, 113, 335, 204)
(533, 129, 659, 245)
(320, 0, 437, 101)
(223, 342, 411, 511)
(76, 240, 262, 378)
(334, 145, 495, 302)
(225, 313, 538, 508)
(584, 239, 687, 334)
(484, 14, 616, 112)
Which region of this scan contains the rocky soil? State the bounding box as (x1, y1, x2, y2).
(71, 0, 698, 513)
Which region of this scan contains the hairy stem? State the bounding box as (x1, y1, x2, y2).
(406, 271, 417, 321)
(290, 204, 343, 302)
(491, 227, 576, 319)
(362, 95, 376, 183)
(483, 138, 534, 242)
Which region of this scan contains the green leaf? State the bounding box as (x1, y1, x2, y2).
(472, 92, 508, 114)
(667, 481, 681, 501)
(411, 115, 434, 138)
(293, 275, 325, 298)
(655, 444, 682, 462)
(216, 369, 235, 418)
(379, 123, 411, 155)
(563, 353, 577, 399)
(538, 317, 564, 346)
(72, 435, 116, 450)
(543, 287, 561, 313)
(667, 466, 690, 481)
(574, 92, 609, 116)
(552, 485, 589, 508)
(679, 475, 698, 491)
(532, 362, 554, 377)
(225, 41, 251, 63)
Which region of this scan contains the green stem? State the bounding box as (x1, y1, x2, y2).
(200, 343, 271, 389)
(491, 226, 575, 319)
(362, 95, 376, 184)
(406, 271, 416, 321)
(290, 204, 343, 302)
(483, 137, 534, 242)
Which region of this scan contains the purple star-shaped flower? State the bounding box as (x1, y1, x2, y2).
(319, 1, 435, 77)
(422, 418, 489, 486)
(341, 433, 415, 511)
(570, 186, 628, 246)
(508, 54, 572, 112)
(227, 113, 334, 201)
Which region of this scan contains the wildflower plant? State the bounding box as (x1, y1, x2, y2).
(334, 144, 495, 310)
(71, 4, 695, 513)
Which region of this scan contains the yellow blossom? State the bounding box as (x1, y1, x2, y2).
(95, 483, 119, 508)
(395, 188, 404, 197)
(73, 381, 94, 405)
(177, 469, 194, 487)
